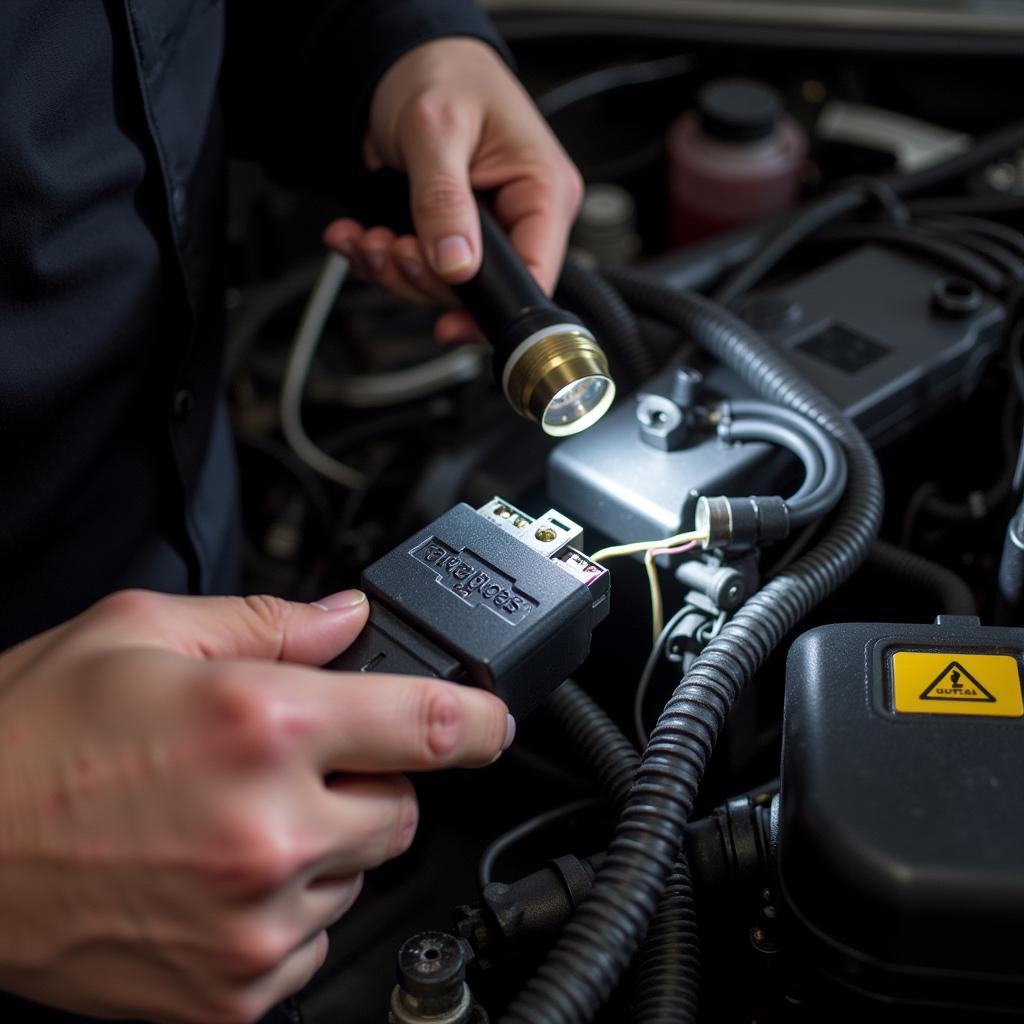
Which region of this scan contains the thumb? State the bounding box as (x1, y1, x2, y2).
(403, 123, 481, 284)
(90, 589, 369, 667)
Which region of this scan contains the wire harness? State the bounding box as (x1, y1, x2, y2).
(500, 269, 884, 1024)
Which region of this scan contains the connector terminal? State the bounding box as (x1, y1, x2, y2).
(477, 498, 583, 557)
(553, 548, 607, 588)
(476, 498, 608, 609)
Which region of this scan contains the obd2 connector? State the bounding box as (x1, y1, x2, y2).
(328, 498, 610, 718)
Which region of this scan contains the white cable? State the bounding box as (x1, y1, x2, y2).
(325, 347, 485, 407)
(280, 253, 367, 490)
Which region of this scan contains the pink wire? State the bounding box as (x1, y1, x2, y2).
(648, 540, 699, 559)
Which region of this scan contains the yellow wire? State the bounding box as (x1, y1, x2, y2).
(589, 528, 707, 564)
(590, 528, 707, 645)
(644, 549, 663, 644)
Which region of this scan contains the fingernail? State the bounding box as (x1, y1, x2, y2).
(365, 250, 386, 274)
(501, 714, 517, 752)
(434, 235, 474, 275)
(311, 590, 367, 612)
(400, 257, 423, 281)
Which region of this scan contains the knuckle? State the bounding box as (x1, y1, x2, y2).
(415, 683, 464, 764)
(343, 873, 365, 912)
(412, 172, 471, 220)
(314, 929, 331, 969)
(199, 673, 288, 765)
(237, 847, 295, 892)
(361, 226, 393, 248)
(222, 924, 294, 978)
(322, 878, 363, 929)
(93, 588, 160, 624)
(404, 91, 459, 139)
(563, 163, 585, 215)
(240, 594, 293, 651)
(390, 790, 420, 859)
(217, 816, 312, 890)
(524, 169, 557, 210)
(203, 988, 271, 1024)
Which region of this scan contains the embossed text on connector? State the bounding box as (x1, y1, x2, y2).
(410, 537, 537, 624)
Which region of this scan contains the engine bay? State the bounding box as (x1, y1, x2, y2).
(224, 12, 1024, 1022)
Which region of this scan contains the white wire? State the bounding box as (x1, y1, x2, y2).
(633, 604, 695, 749)
(325, 347, 486, 408)
(280, 253, 367, 490)
(1013, 422, 1024, 495)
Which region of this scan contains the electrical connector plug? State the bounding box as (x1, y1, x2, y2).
(327, 498, 610, 718)
(695, 495, 790, 550)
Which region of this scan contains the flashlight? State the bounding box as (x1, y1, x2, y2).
(357, 171, 616, 436)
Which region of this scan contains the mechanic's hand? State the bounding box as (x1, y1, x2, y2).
(0, 590, 511, 1024)
(323, 36, 583, 344)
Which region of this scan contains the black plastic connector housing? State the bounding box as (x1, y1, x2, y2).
(780, 616, 1024, 1015)
(451, 793, 777, 972)
(328, 500, 610, 719)
(455, 855, 601, 971)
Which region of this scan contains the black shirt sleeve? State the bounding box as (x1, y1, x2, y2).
(221, 0, 511, 198)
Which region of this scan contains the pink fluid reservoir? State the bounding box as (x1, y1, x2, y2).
(668, 77, 807, 245)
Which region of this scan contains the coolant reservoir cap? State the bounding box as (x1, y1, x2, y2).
(697, 77, 782, 143)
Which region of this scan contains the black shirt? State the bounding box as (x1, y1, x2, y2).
(0, 0, 505, 651)
(0, 3, 508, 1019)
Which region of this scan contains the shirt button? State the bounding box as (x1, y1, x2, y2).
(172, 388, 196, 422)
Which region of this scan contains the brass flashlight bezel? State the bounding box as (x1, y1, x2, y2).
(502, 326, 616, 437)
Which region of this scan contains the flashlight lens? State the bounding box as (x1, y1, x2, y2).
(542, 375, 616, 437)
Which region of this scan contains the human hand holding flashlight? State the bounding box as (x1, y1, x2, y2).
(324, 37, 615, 435)
(325, 37, 580, 336)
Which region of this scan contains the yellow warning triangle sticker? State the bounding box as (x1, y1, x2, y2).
(919, 661, 996, 703)
(891, 650, 1023, 717)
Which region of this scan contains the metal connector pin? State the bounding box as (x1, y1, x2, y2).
(476, 498, 583, 557)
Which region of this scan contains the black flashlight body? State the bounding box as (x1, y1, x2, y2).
(350, 170, 583, 367)
(347, 169, 613, 434)
(448, 200, 585, 361)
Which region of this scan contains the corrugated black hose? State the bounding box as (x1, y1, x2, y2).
(500, 269, 884, 1024)
(544, 680, 640, 812)
(867, 539, 977, 617)
(556, 256, 656, 387)
(544, 681, 699, 1023)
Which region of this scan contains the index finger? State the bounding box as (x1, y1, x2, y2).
(302, 670, 514, 773)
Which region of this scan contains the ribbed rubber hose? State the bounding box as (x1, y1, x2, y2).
(500, 270, 884, 1024)
(545, 680, 640, 812)
(627, 860, 700, 1024)
(867, 539, 977, 617)
(557, 256, 657, 386)
(544, 682, 700, 1024)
